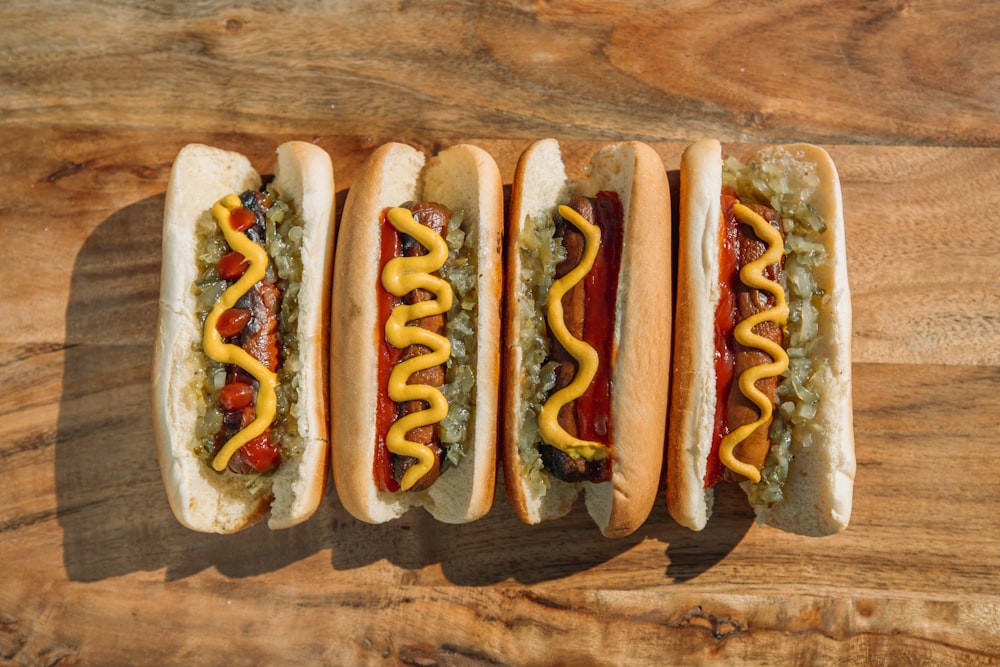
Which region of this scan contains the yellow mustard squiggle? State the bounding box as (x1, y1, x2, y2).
(202, 194, 279, 472)
(381, 207, 454, 491)
(537, 205, 609, 461)
(718, 202, 790, 483)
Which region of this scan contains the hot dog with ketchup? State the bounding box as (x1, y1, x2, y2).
(666, 139, 855, 536)
(503, 139, 672, 538)
(330, 142, 503, 523)
(153, 141, 335, 533)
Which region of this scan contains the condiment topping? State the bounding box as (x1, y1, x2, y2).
(717, 203, 789, 483)
(537, 204, 609, 462)
(380, 207, 454, 491)
(202, 194, 279, 472)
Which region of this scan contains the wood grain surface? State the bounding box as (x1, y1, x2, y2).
(1, 1, 998, 665)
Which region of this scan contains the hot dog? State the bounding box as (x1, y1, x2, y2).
(152, 141, 335, 534)
(503, 139, 672, 538)
(330, 142, 503, 524)
(666, 139, 855, 536)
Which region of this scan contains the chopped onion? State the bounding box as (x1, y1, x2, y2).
(437, 209, 480, 462)
(510, 210, 567, 482)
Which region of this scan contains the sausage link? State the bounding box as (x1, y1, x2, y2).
(238, 281, 282, 372)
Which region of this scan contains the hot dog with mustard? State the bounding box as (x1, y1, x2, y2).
(503, 139, 672, 538)
(330, 142, 503, 524)
(153, 141, 335, 533)
(666, 139, 855, 536)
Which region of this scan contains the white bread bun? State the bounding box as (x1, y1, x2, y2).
(152, 141, 335, 533)
(667, 139, 855, 536)
(330, 142, 503, 524)
(503, 139, 672, 538)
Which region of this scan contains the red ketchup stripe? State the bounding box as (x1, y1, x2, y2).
(374, 211, 403, 493)
(576, 192, 623, 460)
(705, 189, 741, 488)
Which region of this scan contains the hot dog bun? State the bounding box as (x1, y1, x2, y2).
(667, 139, 854, 536)
(152, 141, 335, 533)
(330, 142, 503, 524)
(503, 139, 672, 538)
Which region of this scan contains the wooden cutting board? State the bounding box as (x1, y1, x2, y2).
(3, 0, 999, 661)
(1, 129, 997, 665)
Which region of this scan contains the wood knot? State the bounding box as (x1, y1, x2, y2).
(670, 605, 748, 641)
(46, 161, 89, 182)
(737, 110, 767, 129)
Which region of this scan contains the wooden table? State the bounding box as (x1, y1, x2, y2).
(2, 2, 997, 664)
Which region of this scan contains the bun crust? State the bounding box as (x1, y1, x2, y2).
(665, 140, 725, 532)
(330, 142, 503, 524)
(667, 139, 855, 536)
(152, 141, 336, 533)
(503, 139, 672, 538)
